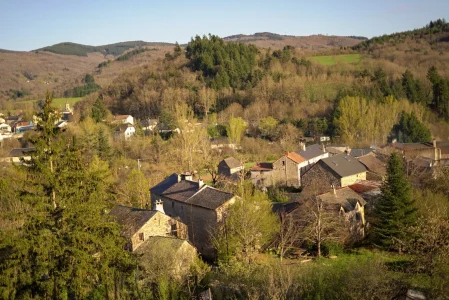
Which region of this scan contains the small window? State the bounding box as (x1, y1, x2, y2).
(171, 224, 178, 237)
(282, 161, 285, 166)
(172, 201, 175, 209)
(139, 232, 145, 241)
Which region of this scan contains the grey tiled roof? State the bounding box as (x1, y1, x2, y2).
(109, 205, 158, 239)
(350, 148, 375, 157)
(320, 153, 367, 178)
(222, 157, 242, 169)
(295, 144, 326, 160)
(150, 173, 179, 195)
(187, 186, 235, 210)
(318, 187, 367, 212)
(8, 147, 35, 157)
(161, 180, 200, 202)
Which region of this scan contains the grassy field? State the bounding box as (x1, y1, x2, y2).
(310, 54, 361, 66)
(17, 97, 83, 108)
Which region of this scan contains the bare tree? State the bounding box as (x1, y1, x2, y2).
(275, 210, 302, 261)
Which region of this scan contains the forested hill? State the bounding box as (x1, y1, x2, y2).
(354, 18, 449, 52)
(36, 41, 175, 56)
(222, 32, 365, 50)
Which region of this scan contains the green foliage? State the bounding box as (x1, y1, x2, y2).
(64, 75, 101, 98)
(389, 111, 432, 143)
(185, 34, 259, 90)
(371, 153, 417, 251)
(427, 66, 449, 118)
(259, 116, 279, 140)
(116, 47, 149, 62)
(0, 92, 135, 298)
(91, 98, 108, 122)
(226, 116, 246, 146)
(8, 88, 31, 99)
(310, 54, 361, 66)
(213, 182, 279, 263)
(402, 70, 426, 105)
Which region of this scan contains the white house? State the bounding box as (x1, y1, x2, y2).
(295, 143, 330, 181)
(0, 123, 11, 132)
(115, 123, 136, 140)
(113, 115, 134, 125)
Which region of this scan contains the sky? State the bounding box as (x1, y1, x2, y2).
(0, 0, 448, 51)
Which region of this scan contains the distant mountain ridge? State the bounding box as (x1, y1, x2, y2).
(35, 41, 175, 57)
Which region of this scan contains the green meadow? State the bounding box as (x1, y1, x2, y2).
(310, 54, 361, 66)
(17, 97, 83, 108)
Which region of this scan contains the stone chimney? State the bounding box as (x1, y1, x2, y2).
(299, 142, 306, 152)
(180, 171, 193, 181)
(321, 144, 326, 152)
(154, 200, 165, 214)
(198, 177, 204, 188)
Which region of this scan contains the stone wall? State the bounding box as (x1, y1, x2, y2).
(340, 172, 366, 187)
(301, 162, 341, 196)
(272, 157, 300, 187)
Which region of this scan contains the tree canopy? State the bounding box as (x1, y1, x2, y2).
(389, 111, 432, 143)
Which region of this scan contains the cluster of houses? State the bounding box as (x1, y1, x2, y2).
(108, 141, 391, 268)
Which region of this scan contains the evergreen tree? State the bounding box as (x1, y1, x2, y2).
(388, 111, 432, 143)
(91, 97, 107, 122)
(0, 92, 134, 298)
(97, 127, 113, 160)
(371, 152, 417, 251)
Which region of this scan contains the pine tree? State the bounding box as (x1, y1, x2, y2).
(371, 152, 417, 251)
(91, 97, 107, 122)
(0, 92, 134, 298)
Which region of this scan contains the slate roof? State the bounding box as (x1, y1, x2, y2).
(222, 157, 242, 169)
(109, 205, 158, 239)
(187, 186, 235, 210)
(150, 173, 179, 195)
(318, 187, 367, 212)
(251, 162, 273, 171)
(153, 177, 236, 210)
(358, 153, 386, 176)
(296, 144, 326, 160)
(350, 148, 375, 158)
(320, 153, 367, 178)
(8, 147, 35, 157)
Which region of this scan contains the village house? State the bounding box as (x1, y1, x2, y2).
(218, 157, 243, 179)
(5, 148, 35, 164)
(210, 137, 238, 150)
(349, 147, 376, 158)
(295, 143, 329, 175)
(349, 180, 382, 213)
(114, 123, 135, 140)
(112, 114, 134, 125)
(150, 173, 237, 259)
(0, 123, 11, 132)
(13, 121, 34, 133)
(61, 101, 73, 121)
(357, 152, 386, 181)
(301, 153, 367, 196)
(140, 119, 158, 132)
(251, 152, 306, 188)
(109, 204, 188, 252)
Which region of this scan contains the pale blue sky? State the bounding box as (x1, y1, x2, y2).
(0, 0, 448, 51)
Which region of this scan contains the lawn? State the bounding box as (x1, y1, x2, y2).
(17, 97, 83, 109)
(310, 54, 361, 66)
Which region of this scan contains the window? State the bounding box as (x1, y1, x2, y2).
(139, 232, 145, 241)
(172, 201, 175, 209)
(171, 224, 178, 237)
(282, 160, 285, 166)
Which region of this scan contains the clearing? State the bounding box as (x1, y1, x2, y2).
(310, 54, 361, 66)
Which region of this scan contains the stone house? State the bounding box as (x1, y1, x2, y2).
(301, 153, 367, 196)
(6, 148, 35, 164)
(150, 174, 237, 259)
(110, 204, 188, 252)
(218, 157, 243, 178)
(251, 152, 306, 188)
(114, 123, 135, 140)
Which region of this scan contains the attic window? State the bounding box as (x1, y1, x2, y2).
(139, 232, 145, 241)
(282, 161, 285, 166)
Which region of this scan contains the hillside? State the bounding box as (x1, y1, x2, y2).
(223, 32, 366, 50)
(36, 41, 175, 57)
(0, 45, 172, 102)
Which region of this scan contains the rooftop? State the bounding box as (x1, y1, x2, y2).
(284, 152, 306, 164)
(221, 157, 242, 169)
(9, 147, 35, 157)
(109, 205, 158, 239)
(251, 162, 273, 171)
(318, 187, 367, 212)
(320, 153, 367, 178)
(358, 153, 386, 176)
(295, 144, 326, 160)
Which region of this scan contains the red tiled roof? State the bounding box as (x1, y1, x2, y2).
(115, 115, 131, 120)
(348, 181, 381, 194)
(285, 152, 306, 164)
(251, 162, 273, 171)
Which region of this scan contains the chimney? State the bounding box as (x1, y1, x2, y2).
(331, 184, 336, 195)
(299, 142, 306, 152)
(345, 146, 350, 155)
(198, 177, 204, 188)
(154, 200, 165, 214)
(180, 171, 193, 181)
(321, 144, 326, 153)
(433, 138, 437, 148)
